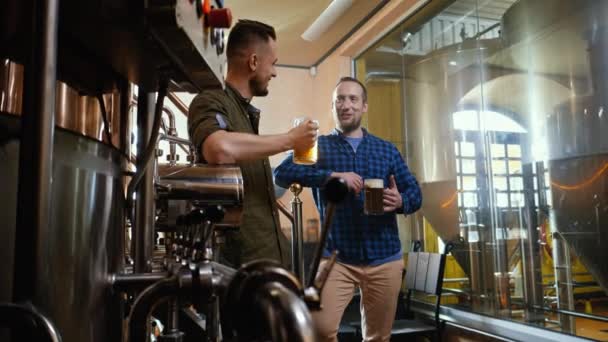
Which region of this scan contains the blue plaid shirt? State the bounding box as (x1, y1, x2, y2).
(274, 128, 422, 265)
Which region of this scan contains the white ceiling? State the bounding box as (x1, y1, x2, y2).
(227, 0, 386, 67)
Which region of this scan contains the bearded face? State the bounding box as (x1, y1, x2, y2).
(249, 75, 269, 96)
(332, 81, 368, 134)
(249, 39, 277, 97)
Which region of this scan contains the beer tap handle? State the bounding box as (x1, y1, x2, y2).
(313, 250, 338, 291)
(307, 177, 349, 288)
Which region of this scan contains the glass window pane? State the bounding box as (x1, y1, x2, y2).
(461, 159, 476, 173)
(456, 159, 461, 173)
(510, 176, 523, 191)
(461, 142, 475, 157)
(507, 144, 521, 158)
(496, 193, 509, 208)
(510, 193, 524, 207)
(463, 192, 477, 207)
(492, 159, 507, 174)
(455, 142, 460, 156)
(508, 160, 522, 175)
(546, 190, 553, 206)
(457, 176, 461, 189)
(491, 144, 505, 158)
(462, 176, 477, 190)
(493, 176, 508, 191)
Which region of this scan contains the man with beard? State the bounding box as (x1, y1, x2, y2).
(188, 20, 318, 268)
(274, 77, 422, 342)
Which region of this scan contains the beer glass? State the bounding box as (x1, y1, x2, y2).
(364, 178, 384, 215)
(293, 117, 318, 165)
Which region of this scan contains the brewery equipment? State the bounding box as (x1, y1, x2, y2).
(0, 0, 331, 340)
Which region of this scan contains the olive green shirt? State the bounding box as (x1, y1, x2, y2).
(188, 84, 290, 268)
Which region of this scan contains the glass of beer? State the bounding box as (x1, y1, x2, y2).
(293, 117, 318, 165)
(364, 178, 384, 215)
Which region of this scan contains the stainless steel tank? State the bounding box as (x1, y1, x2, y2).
(502, 0, 608, 295)
(405, 38, 502, 284)
(0, 60, 128, 342)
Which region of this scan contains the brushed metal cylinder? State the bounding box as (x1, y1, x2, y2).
(156, 163, 244, 227)
(0, 113, 125, 342)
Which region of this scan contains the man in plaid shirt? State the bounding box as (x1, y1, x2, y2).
(274, 77, 422, 342)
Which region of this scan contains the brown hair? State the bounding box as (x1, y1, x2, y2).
(227, 20, 277, 60)
(336, 76, 367, 103)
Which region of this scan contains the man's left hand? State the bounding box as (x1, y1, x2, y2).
(383, 175, 403, 212)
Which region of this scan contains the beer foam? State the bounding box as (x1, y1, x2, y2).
(365, 179, 384, 188)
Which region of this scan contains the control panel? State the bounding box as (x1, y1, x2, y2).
(147, 0, 233, 91)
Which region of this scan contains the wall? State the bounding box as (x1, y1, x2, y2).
(253, 54, 351, 232)
(250, 0, 429, 235)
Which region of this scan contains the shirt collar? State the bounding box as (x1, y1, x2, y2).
(226, 83, 262, 133)
(225, 83, 261, 115)
(330, 127, 369, 139)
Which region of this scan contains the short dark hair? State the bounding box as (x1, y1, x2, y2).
(336, 76, 367, 103)
(227, 20, 276, 60)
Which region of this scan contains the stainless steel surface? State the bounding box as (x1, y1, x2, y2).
(414, 300, 597, 342)
(156, 163, 244, 227)
(289, 183, 305, 284)
(12, 0, 58, 311)
(0, 303, 63, 342)
(134, 91, 157, 273)
(403, 40, 502, 300)
(1, 113, 125, 342)
(255, 282, 316, 342)
(499, 0, 608, 297)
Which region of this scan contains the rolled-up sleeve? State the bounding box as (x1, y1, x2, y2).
(188, 91, 233, 152)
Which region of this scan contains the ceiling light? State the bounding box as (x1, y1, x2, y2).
(301, 0, 354, 42)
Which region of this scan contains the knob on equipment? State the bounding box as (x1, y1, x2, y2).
(208, 8, 232, 28)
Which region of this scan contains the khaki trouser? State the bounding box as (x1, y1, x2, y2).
(313, 258, 404, 342)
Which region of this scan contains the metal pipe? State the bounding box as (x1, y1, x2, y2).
(254, 282, 315, 342)
(167, 92, 189, 116)
(129, 276, 179, 342)
(13, 0, 59, 303)
(0, 303, 62, 342)
(128, 79, 168, 209)
(161, 106, 177, 165)
(119, 80, 133, 159)
(532, 305, 608, 324)
(111, 272, 169, 292)
(276, 200, 294, 224)
(158, 133, 190, 155)
(133, 90, 158, 273)
(158, 133, 191, 146)
(520, 162, 544, 313)
(160, 298, 184, 341)
(289, 183, 305, 283)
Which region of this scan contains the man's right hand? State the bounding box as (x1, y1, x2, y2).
(330, 172, 363, 194)
(288, 119, 318, 150)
